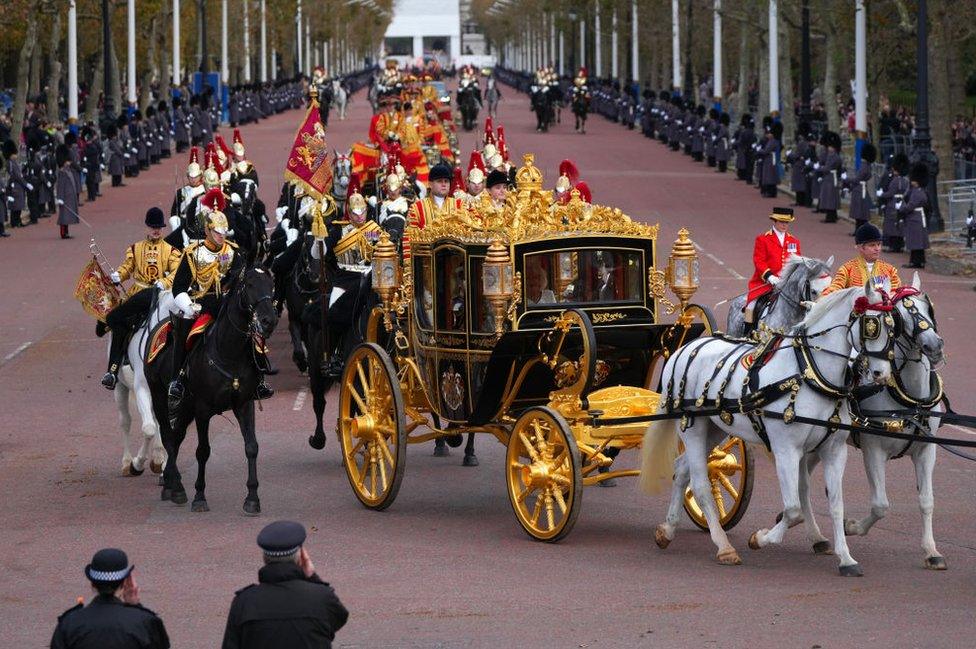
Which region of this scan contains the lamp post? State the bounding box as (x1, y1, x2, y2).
(799, 0, 811, 124)
(912, 0, 942, 231)
(199, 0, 208, 76)
(67, 0, 78, 122)
(683, 0, 694, 98)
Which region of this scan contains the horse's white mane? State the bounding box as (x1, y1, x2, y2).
(798, 287, 859, 330)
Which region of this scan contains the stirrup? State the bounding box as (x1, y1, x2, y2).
(101, 372, 118, 390)
(167, 379, 184, 402)
(256, 381, 275, 400)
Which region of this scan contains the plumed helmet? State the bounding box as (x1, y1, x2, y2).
(232, 129, 245, 157)
(201, 187, 227, 213)
(205, 210, 229, 235)
(145, 207, 166, 228)
(483, 117, 495, 146)
(854, 222, 882, 245)
(384, 172, 402, 192)
(910, 162, 929, 187)
(347, 191, 367, 216)
(187, 146, 202, 178)
(482, 142, 497, 161)
(891, 152, 910, 176)
(860, 142, 877, 164)
(558, 159, 580, 185)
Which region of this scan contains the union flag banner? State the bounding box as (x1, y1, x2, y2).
(74, 256, 122, 322)
(284, 95, 333, 199)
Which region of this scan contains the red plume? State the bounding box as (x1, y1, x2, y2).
(215, 134, 233, 159)
(574, 181, 592, 203)
(347, 172, 362, 197)
(204, 142, 222, 173)
(233, 128, 244, 147)
(450, 166, 464, 196)
(467, 150, 486, 173)
(201, 187, 226, 212)
(558, 159, 580, 185)
(497, 126, 508, 161)
(483, 117, 495, 146)
(188, 146, 200, 166)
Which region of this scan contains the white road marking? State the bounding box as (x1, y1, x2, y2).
(0, 342, 32, 368)
(943, 423, 976, 438)
(693, 242, 746, 280)
(292, 386, 308, 411)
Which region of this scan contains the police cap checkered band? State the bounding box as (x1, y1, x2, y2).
(84, 548, 134, 583)
(257, 520, 307, 556)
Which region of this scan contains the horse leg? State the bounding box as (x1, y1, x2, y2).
(820, 439, 861, 575)
(235, 401, 261, 515)
(749, 445, 803, 550)
(288, 315, 308, 373)
(682, 423, 740, 564)
(462, 432, 478, 466)
(844, 444, 889, 537)
(655, 450, 690, 549)
(308, 372, 330, 450)
(914, 443, 946, 569)
(191, 415, 211, 512)
(115, 381, 136, 476)
(131, 374, 159, 475)
(797, 454, 831, 554)
(155, 394, 189, 504)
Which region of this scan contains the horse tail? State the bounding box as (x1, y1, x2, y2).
(638, 407, 679, 496)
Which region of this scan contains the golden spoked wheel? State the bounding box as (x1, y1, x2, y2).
(681, 436, 754, 531)
(338, 343, 407, 510)
(506, 406, 582, 542)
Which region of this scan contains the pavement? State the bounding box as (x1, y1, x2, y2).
(1, 85, 974, 649)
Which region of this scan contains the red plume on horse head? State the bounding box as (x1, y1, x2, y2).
(483, 117, 495, 146)
(201, 187, 227, 213)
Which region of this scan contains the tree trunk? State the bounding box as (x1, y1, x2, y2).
(735, 21, 749, 118)
(86, 52, 104, 124)
(758, 30, 768, 119)
(29, 30, 43, 99)
(777, 5, 795, 143)
(11, 6, 40, 144)
(110, 33, 122, 115)
(140, 15, 160, 111)
(46, 9, 63, 122)
(823, 23, 839, 133)
(928, 0, 953, 177)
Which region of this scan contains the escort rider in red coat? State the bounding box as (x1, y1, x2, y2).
(745, 206, 801, 322)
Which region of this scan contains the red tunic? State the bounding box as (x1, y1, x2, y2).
(747, 229, 801, 302)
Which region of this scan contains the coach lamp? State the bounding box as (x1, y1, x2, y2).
(666, 228, 700, 314)
(372, 232, 401, 330)
(483, 239, 515, 336)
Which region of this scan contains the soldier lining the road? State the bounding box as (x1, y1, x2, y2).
(221, 520, 348, 649)
(50, 548, 170, 649)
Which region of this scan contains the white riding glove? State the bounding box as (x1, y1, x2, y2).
(285, 227, 299, 245)
(894, 200, 904, 210)
(56, 198, 65, 205)
(169, 215, 181, 230)
(155, 280, 167, 290)
(231, 192, 242, 206)
(813, 162, 820, 170)
(767, 274, 782, 286)
(6, 196, 13, 202)
(876, 188, 883, 197)
(275, 205, 288, 220)
(26, 182, 33, 191)
(174, 292, 199, 316)
(841, 171, 848, 181)
(110, 271, 121, 284)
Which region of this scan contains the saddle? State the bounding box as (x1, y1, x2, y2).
(145, 313, 213, 365)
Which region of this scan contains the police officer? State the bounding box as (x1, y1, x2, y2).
(221, 521, 348, 649)
(50, 548, 170, 649)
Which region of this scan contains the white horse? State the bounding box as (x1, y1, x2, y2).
(332, 79, 348, 120)
(796, 273, 948, 569)
(641, 283, 896, 575)
(111, 289, 189, 477)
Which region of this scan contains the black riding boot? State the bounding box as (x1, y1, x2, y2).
(167, 317, 193, 407)
(102, 328, 129, 390)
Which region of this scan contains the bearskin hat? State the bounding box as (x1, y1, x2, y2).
(55, 143, 70, 167)
(708, 107, 719, 120)
(770, 122, 784, 140)
(659, 90, 670, 101)
(910, 162, 929, 187)
(720, 112, 730, 126)
(891, 152, 910, 176)
(146, 106, 156, 118)
(761, 115, 773, 130)
(740, 113, 753, 128)
(106, 124, 119, 138)
(2, 139, 18, 159)
(860, 142, 877, 164)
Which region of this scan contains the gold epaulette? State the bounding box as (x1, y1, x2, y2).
(334, 221, 381, 256)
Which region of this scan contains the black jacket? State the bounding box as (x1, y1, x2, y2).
(50, 594, 169, 649)
(221, 562, 348, 649)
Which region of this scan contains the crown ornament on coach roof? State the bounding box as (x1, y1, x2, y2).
(516, 153, 543, 191)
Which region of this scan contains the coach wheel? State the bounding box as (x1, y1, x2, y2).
(338, 343, 407, 510)
(681, 436, 753, 531)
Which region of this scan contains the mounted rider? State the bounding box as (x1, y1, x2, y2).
(571, 67, 591, 133)
(744, 207, 801, 324)
(164, 190, 274, 405)
(821, 223, 901, 296)
(270, 182, 318, 307)
(166, 147, 206, 248)
(100, 208, 183, 390)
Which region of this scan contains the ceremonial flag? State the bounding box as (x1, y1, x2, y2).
(74, 257, 121, 322)
(284, 93, 333, 199)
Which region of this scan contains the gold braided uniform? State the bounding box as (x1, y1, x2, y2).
(162, 239, 238, 300)
(116, 238, 183, 296)
(821, 257, 901, 296)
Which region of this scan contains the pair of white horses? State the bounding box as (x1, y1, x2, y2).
(641, 262, 946, 575)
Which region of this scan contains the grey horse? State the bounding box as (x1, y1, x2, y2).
(725, 255, 834, 338)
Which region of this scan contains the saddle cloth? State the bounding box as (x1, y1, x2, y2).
(145, 313, 213, 365)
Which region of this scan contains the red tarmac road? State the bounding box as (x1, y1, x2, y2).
(1, 86, 974, 648)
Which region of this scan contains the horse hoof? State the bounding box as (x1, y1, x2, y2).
(654, 526, 671, 549)
(160, 487, 172, 501)
(243, 500, 261, 516)
(308, 434, 326, 450)
(812, 541, 833, 555)
(462, 454, 479, 467)
(433, 445, 451, 457)
(191, 500, 209, 513)
(924, 556, 947, 570)
(838, 563, 864, 577)
(129, 464, 145, 477)
(170, 490, 188, 505)
(716, 549, 742, 565)
(775, 511, 783, 524)
(843, 519, 860, 536)
(445, 434, 463, 448)
(293, 352, 308, 374)
(150, 460, 163, 474)
(748, 531, 763, 550)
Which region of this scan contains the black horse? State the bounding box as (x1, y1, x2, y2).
(532, 87, 556, 132)
(572, 89, 589, 133)
(458, 83, 481, 132)
(146, 267, 278, 515)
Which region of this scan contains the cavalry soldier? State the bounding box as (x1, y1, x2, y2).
(878, 153, 910, 253)
(221, 521, 348, 649)
(821, 223, 901, 296)
(553, 159, 580, 204)
(101, 207, 183, 390)
(844, 142, 877, 234)
(166, 147, 206, 248)
(462, 151, 487, 202)
(51, 548, 170, 649)
(744, 207, 801, 324)
(572, 67, 591, 133)
(228, 129, 259, 204)
(164, 193, 274, 405)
